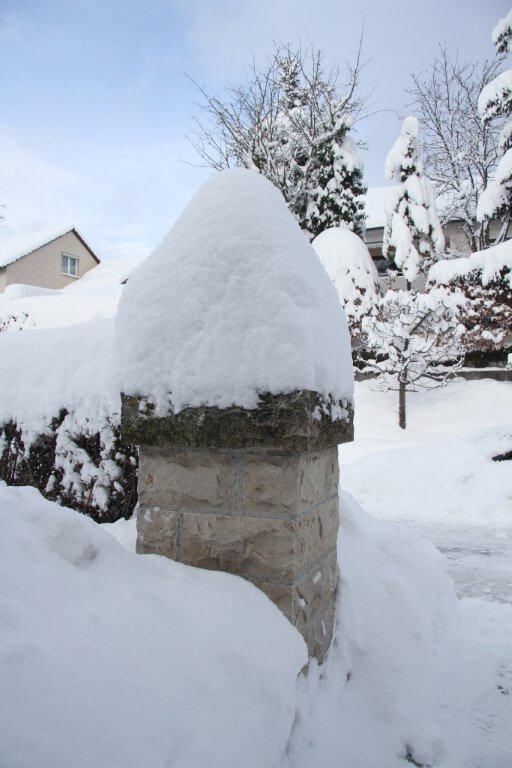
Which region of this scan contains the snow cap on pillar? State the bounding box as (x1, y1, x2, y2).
(114, 168, 353, 415)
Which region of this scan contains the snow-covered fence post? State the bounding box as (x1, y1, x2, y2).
(115, 169, 354, 662)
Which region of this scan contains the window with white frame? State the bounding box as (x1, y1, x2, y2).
(61, 253, 79, 277)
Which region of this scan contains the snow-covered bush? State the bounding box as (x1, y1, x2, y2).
(477, 10, 512, 237)
(190, 42, 366, 239)
(0, 320, 137, 522)
(383, 116, 445, 282)
(428, 239, 512, 355)
(362, 289, 465, 429)
(312, 225, 378, 348)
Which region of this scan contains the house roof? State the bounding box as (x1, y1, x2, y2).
(364, 186, 393, 230)
(0, 227, 100, 270)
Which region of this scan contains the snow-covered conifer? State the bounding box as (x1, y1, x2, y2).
(428, 239, 512, 356)
(383, 117, 444, 283)
(477, 9, 512, 237)
(190, 42, 367, 239)
(312, 226, 378, 347)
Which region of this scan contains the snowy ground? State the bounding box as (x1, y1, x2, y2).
(1, 378, 511, 767)
(341, 378, 512, 602)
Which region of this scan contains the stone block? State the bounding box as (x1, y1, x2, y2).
(136, 506, 180, 559)
(298, 448, 339, 511)
(122, 390, 353, 451)
(241, 452, 300, 518)
(138, 446, 236, 514)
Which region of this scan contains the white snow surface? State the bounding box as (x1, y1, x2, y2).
(341, 379, 512, 528)
(428, 238, 512, 287)
(0, 483, 306, 768)
(1, 379, 512, 766)
(0, 251, 145, 331)
(0, 319, 117, 438)
(364, 185, 394, 229)
(312, 226, 378, 322)
(115, 169, 354, 413)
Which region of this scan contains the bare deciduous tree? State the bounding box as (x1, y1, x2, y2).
(407, 46, 503, 252)
(188, 40, 368, 238)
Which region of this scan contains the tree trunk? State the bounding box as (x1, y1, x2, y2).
(399, 381, 406, 430)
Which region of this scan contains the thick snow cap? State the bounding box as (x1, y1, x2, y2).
(115, 169, 353, 413)
(312, 227, 378, 322)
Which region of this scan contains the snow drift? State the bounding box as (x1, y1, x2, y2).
(114, 169, 354, 414)
(0, 482, 306, 768)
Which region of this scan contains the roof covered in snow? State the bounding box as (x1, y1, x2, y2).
(364, 186, 394, 229)
(0, 227, 100, 270)
(115, 168, 354, 413)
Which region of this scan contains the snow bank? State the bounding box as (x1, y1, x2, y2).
(115, 169, 353, 414)
(288, 493, 512, 766)
(0, 252, 145, 332)
(0, 483, 306, 768)
(287, 492, 461, 767)
(312, 226, 378, 326)
(428, 239, 512, 288)
(0, 319, 117, 437)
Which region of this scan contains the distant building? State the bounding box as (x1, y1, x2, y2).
(364, 186, 509, 274)
(0, 228, 100, 293)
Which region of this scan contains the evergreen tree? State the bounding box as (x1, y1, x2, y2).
(190, 42, 367, 239)
(477, 9, 512, 240)
(383, 116, 444, 284)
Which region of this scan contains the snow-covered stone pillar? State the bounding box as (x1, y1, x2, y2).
(115, 169, 354, 662)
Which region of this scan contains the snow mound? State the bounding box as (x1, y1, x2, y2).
(0, 319, 117, 436)
(287, 492, 459, 767)
(0, 252, 146, 332)
(114, 168, 353, 414)
(2, 284, 62, 300)
(428, 239, 512, 288)
(0, 483, 306, 768)
(312, 226, 378, 324)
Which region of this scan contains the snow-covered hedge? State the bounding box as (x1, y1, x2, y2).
(428, 240, 512, 353)
(0, 319, 137, 522)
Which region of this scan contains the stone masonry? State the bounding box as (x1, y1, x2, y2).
(123, 391, 353, 662)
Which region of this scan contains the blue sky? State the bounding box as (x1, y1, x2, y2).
(0, 0, 505, 259)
